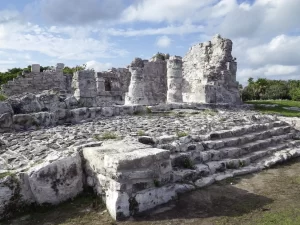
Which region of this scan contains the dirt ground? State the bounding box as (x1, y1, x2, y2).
(3, 158, 300, 225)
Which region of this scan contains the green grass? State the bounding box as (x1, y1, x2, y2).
(247, 100, 300, 117)
(0, 171, 14, 179)
(0, 93, 7, 101)
(93, 132, 118, 141)
(137, 130, 145, 136)
(176, 130, 188, 138)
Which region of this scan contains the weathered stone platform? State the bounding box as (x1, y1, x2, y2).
(1, 105, 300, 221)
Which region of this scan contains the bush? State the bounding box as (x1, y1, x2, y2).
(0, 94, 7, 101)
(262, 84, 289, 100)
(290, 88, 300, 101)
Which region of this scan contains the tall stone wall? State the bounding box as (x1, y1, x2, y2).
(182, 34, 241, 104)
(72, 70, 97, 107)
(125, 58, 167, 105)
(1, 63, 70, 96)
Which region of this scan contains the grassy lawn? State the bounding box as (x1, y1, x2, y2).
(246, 100, 300, 117)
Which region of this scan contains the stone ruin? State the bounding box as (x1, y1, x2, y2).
(0, 35, 299, 221)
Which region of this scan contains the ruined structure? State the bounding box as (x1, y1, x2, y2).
(167, 56, 183, 103)
(182, 34, 241, 104)
(3, 35, 299, 222)
(1, 63, 72, 96)
(125, 57, 167, 105)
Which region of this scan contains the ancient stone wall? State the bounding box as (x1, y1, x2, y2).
(1, 64, 71, 96)
(125, 58, 167, 105)
(96, 68, 131, 105)
(182, 34, 241, 104)
(72, 68, 131, 107)
(72, 70, 97, 107)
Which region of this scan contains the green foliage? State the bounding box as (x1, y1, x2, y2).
(137, 130, 145, 136)
(94, 132, 118, 141)
(242, 78, 300, 101)
(0, 94, 7, 101)
(176, 130, 188, 138)
(152, 52, 170, 61)
(146, 106, 152, 114)
(0, 171, 14, 179)
(290, 88, 300, 101)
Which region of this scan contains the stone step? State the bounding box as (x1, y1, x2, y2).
(203, 126, 292, 150)
(207, 121, 287, 141)
(205, 133, 297, 162)
(171, 141, 300, 182)
(171, 133, 296, 168)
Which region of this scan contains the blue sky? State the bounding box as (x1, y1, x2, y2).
(0, 0, 299, 84)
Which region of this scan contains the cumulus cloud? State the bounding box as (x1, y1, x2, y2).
(40, 0, 124, 25)
(122, 0, 217, 23)
(217, 0, 300, 39)
(0, 10, 127, 61)
(238, 65, 300, 85)
(246, 35, 300, 66)
(155, 36, 172, 48)
(85, 60, 112, 72)
(106, 23, 204, 37)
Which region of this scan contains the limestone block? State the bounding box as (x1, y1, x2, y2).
(133, 185, 176, 213)
(31, 64, 40, 73)
(0, 102, 13, 115)
(13, 114, 39, 130)
(102, 107, 114, 117)
(105, 189, 130, 220)
(0, 173, 35, 220)
(27, 153, 83, 205)
(69, 108, 90, 123)
(0, 113, 13, 130)
(19, 93, 42, 113)
(194, 176, 215, 188)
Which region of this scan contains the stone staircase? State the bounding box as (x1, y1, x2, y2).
(81, 119, 300, 220)
(168, 121, 300, 185)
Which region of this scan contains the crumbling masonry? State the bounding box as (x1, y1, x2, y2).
(2, 36, 297, 222)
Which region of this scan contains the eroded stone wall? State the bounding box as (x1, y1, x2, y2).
(125, 57, 167, 105)
(1, 64, 70, 96)
(182, 34, 241, 104)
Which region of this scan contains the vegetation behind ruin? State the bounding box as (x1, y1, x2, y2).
(242, 78, 300, 101)
(0, 65, 86, 86)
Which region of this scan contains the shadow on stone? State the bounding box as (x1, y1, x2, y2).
(132, 182, 273, 221)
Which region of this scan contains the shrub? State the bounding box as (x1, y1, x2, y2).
(290, 88, 300, 101)
(0, 94, 7, 101)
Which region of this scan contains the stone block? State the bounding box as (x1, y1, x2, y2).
(27, 153, 83, 205)
(31, 64, 40, 73)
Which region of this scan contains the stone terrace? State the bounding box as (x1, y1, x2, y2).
(1, 106, 300, 220)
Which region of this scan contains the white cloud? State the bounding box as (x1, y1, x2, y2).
(238, 65, 299, 85)
(85, 60, 112, 72)
(264, 65, 298, 76)
(106, 23, 204, 37)
(122, 0, 217, 23)
(246, 35, 300, 66)
(156, 36, 172, 48)
(0, 10, 128, 61)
